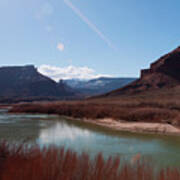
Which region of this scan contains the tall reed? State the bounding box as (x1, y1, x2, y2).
(0, 142, 179, 180)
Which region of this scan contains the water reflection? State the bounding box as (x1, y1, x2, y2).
(37, 120, 164, 157)
(0, 110, 58, 143)
(0, 110, 180, 168)
(37, 118, 180, 167)
(39, 122, 91, 143)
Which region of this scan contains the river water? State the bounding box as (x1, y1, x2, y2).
(0, 109, 180, 168)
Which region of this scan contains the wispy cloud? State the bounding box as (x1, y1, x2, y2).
(36, 2, 54, 19)
(38, 64, 112, 81)
(64, 0, 117, 51)
(57, 43, 65, 51)
(35, 3, 54, 33)
(46, 25, 53, 32)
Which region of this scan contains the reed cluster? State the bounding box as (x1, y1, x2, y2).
(10, 101, 180, 125)
(0, 142, 180, 180)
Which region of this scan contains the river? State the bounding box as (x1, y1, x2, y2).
(0, 109, 180, 168)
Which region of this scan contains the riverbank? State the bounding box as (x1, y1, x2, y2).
(8, 100, 180, 136)
(0, 105, 11, 109)
(79, 118, 180, 136)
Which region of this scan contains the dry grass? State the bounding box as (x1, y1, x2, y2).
(0, 141, 180, 180)
(10, 98, 180, 125)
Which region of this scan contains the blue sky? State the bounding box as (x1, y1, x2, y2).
(0, 0, 180, 80)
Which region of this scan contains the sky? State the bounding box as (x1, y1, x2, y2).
(0, 0, 180, 81)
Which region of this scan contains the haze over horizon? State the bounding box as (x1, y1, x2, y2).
(1, 0, 180, 80)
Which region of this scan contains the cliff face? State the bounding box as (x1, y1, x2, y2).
(141, 46, 180, 81)
(0, 65, 75, 99)
(103, 46, 180, 96)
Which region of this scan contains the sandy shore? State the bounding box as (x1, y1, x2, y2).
(79, 118, 180, 135)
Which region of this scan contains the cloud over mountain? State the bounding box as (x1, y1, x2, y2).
(38, 64, 112, 81)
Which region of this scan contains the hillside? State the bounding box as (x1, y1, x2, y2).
(102, 46, 180, 97)
(9, 47, 180, 128)
(0, 65, 76, 102)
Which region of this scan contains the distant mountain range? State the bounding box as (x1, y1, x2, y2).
(2, 46, 180, 102)
(101, 46, 180, 97)
(0, 65, 76, 103)
(63, 77, 136, 96)
(0, 65, 136, 102)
